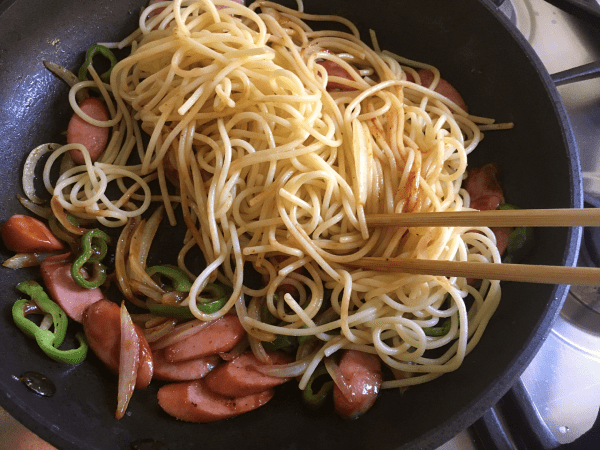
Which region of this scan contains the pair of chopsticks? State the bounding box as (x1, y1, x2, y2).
(347, 208, 600, 286)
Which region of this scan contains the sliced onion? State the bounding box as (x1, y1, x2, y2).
(246, 294, 277, 342)
(39, 314, 53, 331)
(47, 217, 80, 252)
(17, 195, 52, 219)
(43, 61, 88, 103)
(23, 143, 60, 204)
(160, 290, 187, 305)
(296, 339, 320, 360)
(130, 313, 156, 325)
(145, 314, 171, 329)
(150, 317, 220, 350)
(116, 302, 139, 420)
(128, 207, 164, 289)
(50, 196, 89, 235)
(130, 279, 164, 302)
(144, 318, 178, 343)
(253, 349, 320, 378)
(219, 335, 249, 361)
(58, 151, 76, 178)
(2, 253, 47, 269)
(324, 355, 353, 402)
(252, 360, 308, 378)
(139, 206, 164, 265)
(115, 218, 146, 308)
(128, 218, 149, 283)
(43, 61, 79, 86)
(249, 336, 272, 364)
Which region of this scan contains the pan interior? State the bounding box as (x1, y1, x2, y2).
(0, 0, 581, 449)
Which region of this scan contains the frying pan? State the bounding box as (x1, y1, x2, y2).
(0, 0, 582, 448)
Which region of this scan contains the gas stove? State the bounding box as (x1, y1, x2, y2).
(440, 1, 600, 449)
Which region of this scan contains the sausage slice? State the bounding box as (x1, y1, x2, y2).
(82, 299, 153, 389)
(333, 350, 382, 420)
(1, 215, 63, 253)
(204, 351, 292, 397)
(67, 97, 110, 164)
(164, 315, 246, 363)
(40, 254, 104, 323)
(416, 69, 468, 112)
(153, 348, 219, 381)
(157, 379, 273, 423)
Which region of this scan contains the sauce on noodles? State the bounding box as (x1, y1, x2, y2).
(15, 0, 513, 418)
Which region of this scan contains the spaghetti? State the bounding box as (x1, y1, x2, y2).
(41, 0, 506, 393)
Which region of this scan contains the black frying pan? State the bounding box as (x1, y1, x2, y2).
(0, 0, 582, 449)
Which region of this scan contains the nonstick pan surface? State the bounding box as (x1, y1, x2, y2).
(0, 0, 582, 449)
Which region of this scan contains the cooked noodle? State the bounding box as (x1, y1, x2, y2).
(41, 0, 504, 389)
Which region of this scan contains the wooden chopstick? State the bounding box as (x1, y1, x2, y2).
(365, 208, 600, 228)
(352, 208, 600, 285)
(346, 257, 600, 286)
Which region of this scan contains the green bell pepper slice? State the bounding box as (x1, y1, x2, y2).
(12, 281, 88, 365)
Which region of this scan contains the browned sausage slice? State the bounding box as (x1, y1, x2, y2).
(164, 315, 246, 363)
(333, 350, 382, 420)
(153, 348, 219, 381)
(204, 351, 292, 397)
(82, 299, 153, 389)
(40, 254, 104, 323)
(67, 97, 110, 164)
(1, 214, 64, 253)
(416, 69, 468, 112)
(318, 60, 359, 91)
(157, 379, 273, 423)
(463, 163, 505, 211)
(464, 163, 511, 256)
